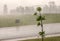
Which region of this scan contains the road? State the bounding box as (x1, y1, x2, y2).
(0, 23, 60, 41)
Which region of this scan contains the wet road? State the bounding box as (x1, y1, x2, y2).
(0, 23, 60, 41)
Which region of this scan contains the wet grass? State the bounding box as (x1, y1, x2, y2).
(0, 14, 60, 27)
(19, 36, 60, 41)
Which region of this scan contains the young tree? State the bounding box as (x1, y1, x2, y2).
(34, 7, 45, 41)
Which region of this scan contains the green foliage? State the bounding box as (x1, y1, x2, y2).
(34, 7, 45, 41)
(39, 31, 45, 36)
(37, 7, 42, 12)
(36, 16, 42, 21)
(42, 16, 45, 20)
(36, 16, 45, 21)
(37, 22, 40, 26)
(34, 12, 37, 15)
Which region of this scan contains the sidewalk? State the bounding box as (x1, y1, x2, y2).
(2, 34, 60, 41)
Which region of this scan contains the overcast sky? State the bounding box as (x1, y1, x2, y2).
(0, 0, 60, 12)
(0, 0, 60, 6)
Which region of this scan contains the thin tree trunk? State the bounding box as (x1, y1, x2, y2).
(40, 12, 44, 41)
(41, 20, 44, 41)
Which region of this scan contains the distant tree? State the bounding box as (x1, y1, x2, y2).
(34, 7, 45, 41)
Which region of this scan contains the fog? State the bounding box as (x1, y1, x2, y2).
(0, 0, 60, 14)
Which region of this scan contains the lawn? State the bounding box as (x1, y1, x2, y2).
(0, 14, 60, 27)
(18, 36, 60, 41)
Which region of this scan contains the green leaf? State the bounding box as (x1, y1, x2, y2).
(37, 22, 40, 26)
(39, 31, 45, 35)
(37, 7, 42, 12)
(36, 16, 45, 21)
(36, 16, 42, 21)
(34, 12, 37, 15)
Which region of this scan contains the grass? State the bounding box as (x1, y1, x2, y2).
(18, 36, 60, 41)
(0, 14, 60, 27)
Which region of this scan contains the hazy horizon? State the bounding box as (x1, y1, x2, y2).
(0, 0, 60, 13)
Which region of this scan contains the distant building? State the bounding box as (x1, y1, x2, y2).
(49, 1, 57, 13)
(42, 5, 49, 14)
(10, 6, 24, 15)
(3, 4, 8, 14)
(25, 6, 35, 14)
(10, 6, 35, 15)
(10, 1, 60, 15)
(10, 9, 17, 15)
(57, 6, 60, 13)
(42, 1, 58, 14)
(16, 6, 24, 14)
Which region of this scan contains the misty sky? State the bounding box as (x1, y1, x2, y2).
(0, 0, 60, 13)
(0, 0, 60, 6)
